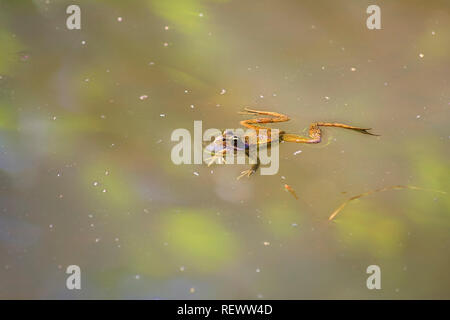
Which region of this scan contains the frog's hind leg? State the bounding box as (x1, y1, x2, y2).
(238, 107, 289, 131)
(281, 122, 378, 144)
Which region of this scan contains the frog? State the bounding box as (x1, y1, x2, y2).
(204, 107, 378, 179)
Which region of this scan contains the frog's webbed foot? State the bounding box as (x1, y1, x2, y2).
(350, 127, 379, 136)
(205, 150, 227, 167)
(316, 122, 380, 136)
(236, 168, 256, 180)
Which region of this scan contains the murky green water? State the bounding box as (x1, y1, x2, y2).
(0, 0, 449, 299)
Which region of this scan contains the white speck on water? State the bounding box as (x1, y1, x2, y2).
(135, 275, 141, 280)
(88, 214, 93, 218)
(93, 181, 98, 186)
(95, 238, 100, 243)
(105, 170, 109, 175)
(163, 42, 169, 47)
(190, 104, 195, 109)
(148, 61, 155, 66)
(117, 17, 122, 22)
(115, 238, 119, 242)
(102, 189, 107, 193)
(263, 241, 270, 246)
(324, 96, 330, 101)
(90, 223, 94, 228)
(291, 223, 298, 227)
(293, 150, 302, 155)
(281, 176, 286, 180)
(350, 67, 356, 72)
(256, 268, 261, 273)
(49, 224, 53, 229)
(179, 266, 185, 272)
(259, 95, 264, 98)
(257, 293, 263, 299)
(220, 88, 226, 95)
(199, 13, 204, 17)
(273, 93, 277, 97)
(193, 171, 199, 176)
(164, 26, 169, 30)
(160, 114, 166, 117)
(419, 53, 424, 58)
(139, 95, 148, 100)
(416, 115, 421, 119)
(81, 40, 86, 45)
(52, 116, 57, 120)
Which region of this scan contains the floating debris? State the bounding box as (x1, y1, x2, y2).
(284, 184, 299, 200)
(139, 95, 148, 100)
(293, 150, 302, 155)
(329, 185, 446, 220)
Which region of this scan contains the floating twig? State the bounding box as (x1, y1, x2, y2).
(284, 184, 299, 200)
(328, 185, 446, 221)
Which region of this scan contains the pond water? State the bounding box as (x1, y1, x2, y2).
(0, 0, 449, 298)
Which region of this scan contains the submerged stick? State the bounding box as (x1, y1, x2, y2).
(284, 184, 299, 200)
(328, 185, 446, 221)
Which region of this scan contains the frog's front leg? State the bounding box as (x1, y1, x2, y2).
(237, 156, 260, 180)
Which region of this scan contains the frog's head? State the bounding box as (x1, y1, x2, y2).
(204, 129, 246, 155)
